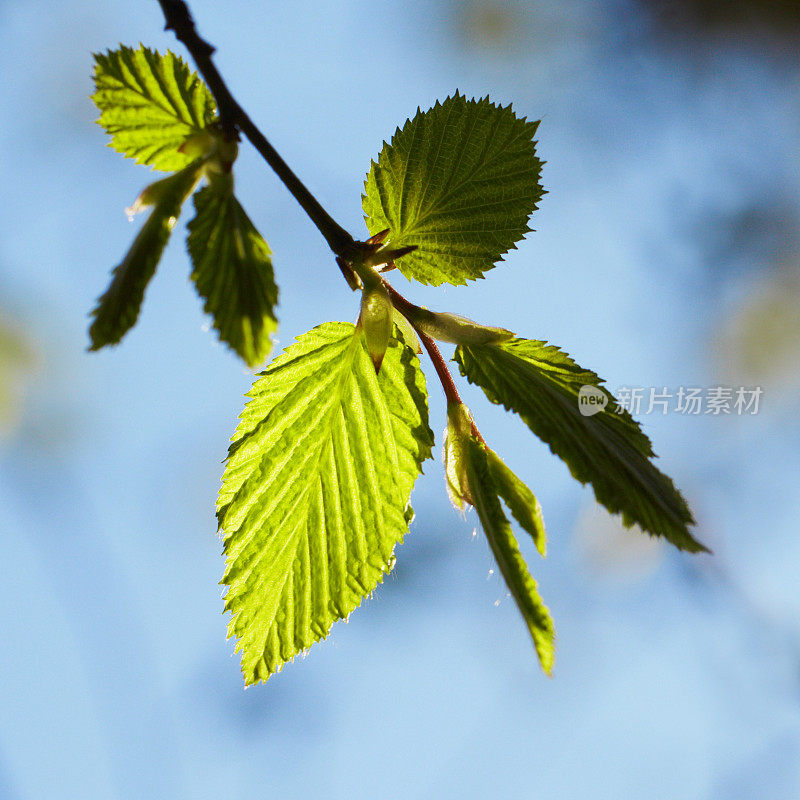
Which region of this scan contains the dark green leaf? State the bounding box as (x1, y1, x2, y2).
(187, 182, 278, 367)
(455, 338, 706, 553)
(88, 161, 203, 350)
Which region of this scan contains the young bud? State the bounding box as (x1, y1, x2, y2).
(360, 283, 393, 373)
(443, 402, 476, 510)
(413, 309, 513, 345)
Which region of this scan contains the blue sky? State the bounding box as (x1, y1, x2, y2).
(1, 1, 799, 798)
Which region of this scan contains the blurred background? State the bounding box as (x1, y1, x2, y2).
(1, 1, 799, 797)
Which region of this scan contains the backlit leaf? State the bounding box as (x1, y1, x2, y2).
(455, 338, 706, 553)
(463, 437, 555, 674)
(187, 182, 278, 367)
(218, 323, 434, 683)
(88, 160, 204, 350)
(362, 93, 543, 286)
(485, 446, 546, 557)
(93, 45, 216, 171)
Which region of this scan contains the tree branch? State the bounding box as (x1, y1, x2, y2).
(156, 0, 354, 257)
(157, 1, 478, 442)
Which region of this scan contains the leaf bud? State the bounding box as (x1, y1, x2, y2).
(443, 402, 476, 510)
(360, 283, 394, 373)
(413, 309, 513, 345)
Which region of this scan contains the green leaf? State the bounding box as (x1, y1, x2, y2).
(463, 437, 555, 674)
(455, 338, 707, 553)
(485, 447, 546, 557)
(88, 160, 204, 350)
(443, 403, 552, 671)
(218, 323, 434, 684)
(391, 311, 421, 354)
(362, 92, 543, 286)
(93, 45, 216, 171)
(187, 182, 279, 367)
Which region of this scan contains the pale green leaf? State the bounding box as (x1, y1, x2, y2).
(93, 45, 216, 171)
(362, 92, 543, 286)
(455, 339, 707, 553)
(218, 323, 434, 684)
(88, 160, 204, 350)
(187, 184, 278, 367)
(464, 437, 555, 674)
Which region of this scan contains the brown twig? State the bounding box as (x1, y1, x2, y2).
(381, 279, 480, 438)
(156, 1, 479, 436)
(156, 0, 354, 257)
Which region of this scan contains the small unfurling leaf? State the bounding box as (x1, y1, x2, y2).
(360, 283, 394, 373)
(444, 403, 554, 674)
(88, 160, 204, 350)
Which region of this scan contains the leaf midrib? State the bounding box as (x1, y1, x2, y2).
(226, 332, 363, 640)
